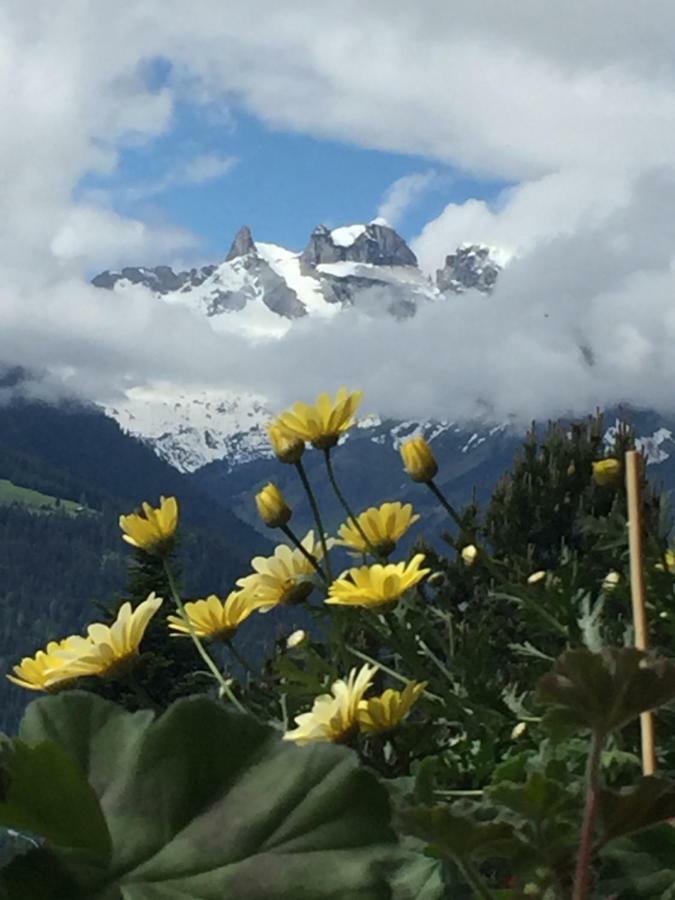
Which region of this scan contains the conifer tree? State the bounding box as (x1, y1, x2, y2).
(86, 542, 211, 712)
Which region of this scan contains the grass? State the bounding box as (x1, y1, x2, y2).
(0, 479, 93, 516)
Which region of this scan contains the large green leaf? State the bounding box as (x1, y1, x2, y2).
(600, 823, 675, 898)
(599, 777, 675, 843)
(0, 739, 110, 859)
(1, 691, 400, 899)
(536, 648, 675, 738)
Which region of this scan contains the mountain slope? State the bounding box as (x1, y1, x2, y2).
(94, 222, 503, 472)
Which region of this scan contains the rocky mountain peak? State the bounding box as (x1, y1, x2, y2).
(300, 221, 417, 272)
(226, 225, 256, 261)
(436, 244, 501, 295)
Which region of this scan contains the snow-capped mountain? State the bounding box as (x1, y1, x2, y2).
(94, 222, 500, 337)
(94, 221, 504, 471)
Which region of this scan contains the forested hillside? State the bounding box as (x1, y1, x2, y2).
(0, 398, 270, 729)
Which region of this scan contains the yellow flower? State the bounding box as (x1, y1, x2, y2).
(334, 501, 419, 557)
(6, 637, 84, 692)
(511, 722, 528, 740)
(461, 544, 478, 566)
(592, 458, 622, 487)
(527, 570, 547, 585)
(656, 549, 675, 573)
(326, 554, 430, 610)
(357, 681, 426, 734)
(273, 387, 363, 450)
(400, 435, 438, 483)
(602, 570, 621, 592)
(283, 664, 378, 744)
(255, 482, 292, 528)
(119, 496, 178, 555)
(267, 422, 305, 464)
(236, 530, 328, 611)
(54, 593, 163, 679)
(167, 592, 258, 640)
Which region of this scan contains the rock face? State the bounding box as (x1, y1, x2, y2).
(92, 226, 503, 334)
(300, 222, 418, 271)
(226, 225, 256, 261)
(436, 244, 500, 295)
(91, 264, 216, 294)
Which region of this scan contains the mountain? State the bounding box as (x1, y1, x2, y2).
(94, 222, 504, 472)
(190, 409, 675, 554)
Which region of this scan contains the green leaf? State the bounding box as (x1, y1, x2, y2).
(600, 823, 675, 898)
(489, 771, 578, 825)
(2, 691, 399, 899)
(400, 803, 517, 863)
(0, 740, 110, 859)
(599, 777, 675, 843)
(536, 647, 675, 738)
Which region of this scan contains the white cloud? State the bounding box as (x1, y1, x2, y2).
(119, 153, 238, 204)
(4, 3, 675, 432)
(376, 171, 438, 228)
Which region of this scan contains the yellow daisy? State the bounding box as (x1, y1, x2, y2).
(119, 496, 178, 555)
(236, 530, 328, 611)
(267, 423, 305, 464)
(592, 459, 622, 487)
(54, 593, 163, 679)
(255, 482, 292, 528)
(273, 387, 363, 450)
(167, 591, 259, 640)
(326, 554, 430, 610)
(400, 435, 438, 483)
(357, 681, 426, 734)
(283, 663, 378, 744)
(6, 637, 84, 692)
(335, 501, 419, 557)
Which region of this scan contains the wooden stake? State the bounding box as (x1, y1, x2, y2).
(625, 449, 657, 775)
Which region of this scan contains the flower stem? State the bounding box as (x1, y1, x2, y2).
(345, 644, 443, 703)
(162, 559, 247, 715)
(294, 459, 333, 582)
(426, 480, 463, 528)
(280, 523, 327, 582)
(572, 729, 604, 900)
(323, 448, 378, 555)
(226, 640, 258, 681)
(455, 858, 495, 900)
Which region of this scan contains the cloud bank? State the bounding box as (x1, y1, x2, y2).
(3, 2, 675, 428)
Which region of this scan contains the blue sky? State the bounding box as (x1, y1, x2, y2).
(80, 98, 507, 262)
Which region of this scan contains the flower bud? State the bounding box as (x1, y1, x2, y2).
(592, 458, 622, 487)
(286, 629, 308, 650)
(255, 482, 292, 528)
(400, 435, 438, 483)
(461, 544, 478, 566)
(527, 570, 546, 585)
(511, 721, 528, 740)
(267, 423, 305, 464)
(602, 570, 621, 592)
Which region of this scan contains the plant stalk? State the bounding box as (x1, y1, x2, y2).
(323, 448, 378, 556)
(279, 523, 327, 582)
(294, 459, 333, 582)
(426, 480, 463, 528)
(162, 559, 247, 714)
(572, 729, 604, 900)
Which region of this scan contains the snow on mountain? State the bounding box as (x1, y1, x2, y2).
(95, 222, 507, 471)
(106, 386, 273, 473)
(330, 224, 367, 247)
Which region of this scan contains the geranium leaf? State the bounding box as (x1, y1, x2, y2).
(1, 691, 400, 899)
(599, 777, 675, 843)
(536, 648, 675, 737)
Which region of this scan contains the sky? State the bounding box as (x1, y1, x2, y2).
(4, 2, 675, 427)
